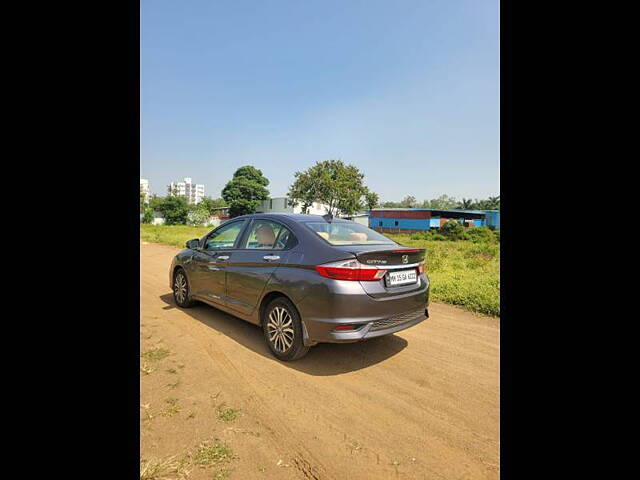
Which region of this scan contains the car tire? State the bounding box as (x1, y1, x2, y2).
(262, 297, 310, 361)
(173, 268, 195, 308)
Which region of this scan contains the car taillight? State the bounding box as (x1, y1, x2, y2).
(417, 261, 425, 275)
(315, 259, 386, 281)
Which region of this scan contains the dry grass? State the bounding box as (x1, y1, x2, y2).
(193, 439, 234, 466)
(140, 456, 190, 480)
(141, 347, 171, 361)
(217, 406, 240, 422)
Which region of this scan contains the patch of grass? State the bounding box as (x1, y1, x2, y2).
(387, 234, 500, 317)
(141, 224, 211, 248)
(160, 398, 181, 417)
(193, 439, 234, 466)
(141, 347, 171, 361)
(217, 407, 240, 422)
(140, 456, 190, 480)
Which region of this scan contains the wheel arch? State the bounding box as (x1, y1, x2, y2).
(258, 290, 314, 346)
(171, 264, 191, 286)
(258, 290, 295, 326)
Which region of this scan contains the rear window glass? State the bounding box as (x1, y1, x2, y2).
(305, 222, 395, 245)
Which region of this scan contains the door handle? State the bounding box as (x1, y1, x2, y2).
(216, 255, 230, 261)
(263, 255, 280, 261)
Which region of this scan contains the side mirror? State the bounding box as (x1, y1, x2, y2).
(185, 238, 200, 249)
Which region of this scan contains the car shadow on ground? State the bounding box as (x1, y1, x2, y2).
(159, 294, 408, 376)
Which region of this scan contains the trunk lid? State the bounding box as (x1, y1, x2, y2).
(332, 245, 425, 266)
(332, 245, 427, 298)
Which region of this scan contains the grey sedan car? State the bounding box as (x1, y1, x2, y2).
(170, 213, 430, 361)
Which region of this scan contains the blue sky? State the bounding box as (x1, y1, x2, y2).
(141, 0, 499, 202)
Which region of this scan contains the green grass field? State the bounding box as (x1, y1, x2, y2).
(141, 224, 499, 317)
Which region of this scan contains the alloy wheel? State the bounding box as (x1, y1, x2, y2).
(174, 272, 187, 304)
(267, 306, 294, 353)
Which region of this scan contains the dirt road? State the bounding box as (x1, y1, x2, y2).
(140, 242, 499, 480)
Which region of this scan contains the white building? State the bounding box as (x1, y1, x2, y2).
(168, 177, 205, 205)
(341, 213, 370, 226)
(140, 178, 150, 204)
(256, 197, 330, 215)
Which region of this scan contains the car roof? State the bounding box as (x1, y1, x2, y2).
(234, 213, 353, 223)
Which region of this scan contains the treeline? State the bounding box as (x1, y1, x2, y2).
(140, 165, 271, 225)
(140, 195, 228, 225)
(379, 194, 500, 211)
(140, 159, 499, 227)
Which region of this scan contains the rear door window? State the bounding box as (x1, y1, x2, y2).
(243, 220, 297, 250)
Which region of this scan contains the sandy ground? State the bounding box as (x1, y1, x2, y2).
(140, 242, 499, 479)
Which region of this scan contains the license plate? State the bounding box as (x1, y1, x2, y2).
(386, 269, 418, 287)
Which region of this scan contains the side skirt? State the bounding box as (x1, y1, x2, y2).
(191, 295, 261, 326)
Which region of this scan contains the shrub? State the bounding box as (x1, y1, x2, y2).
(187, 204, 210, 226)
(141, 207, 154, 224)
(462, 226, 497, 243)
(440, 220, 465, 240)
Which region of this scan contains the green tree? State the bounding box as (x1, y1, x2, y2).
(222, 166, 270, 217)
(484, 195, 500, 210)
(423, 195, 459, 209)
(398, 195, 417, 208)
(364, 190, 379, 211)
(457, 198, 475, 209)
(141, 207, 154, 224)
(288, 159, 371, 216)
(199, 197, 228, 215)
(155, 195, 189, 225)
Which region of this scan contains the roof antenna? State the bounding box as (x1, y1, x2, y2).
(322, 212, 333, 223)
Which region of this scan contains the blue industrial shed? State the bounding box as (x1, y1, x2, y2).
(369, 208, 500, 233)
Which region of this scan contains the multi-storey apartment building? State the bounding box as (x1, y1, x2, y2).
(140, 178, 151, 204)
(168, 177, 205, 205)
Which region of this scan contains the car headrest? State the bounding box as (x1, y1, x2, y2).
(348, 232, 368, 241)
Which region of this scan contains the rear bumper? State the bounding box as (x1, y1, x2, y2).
(296, 274, 430, 344)
(303, 308, 428, 344)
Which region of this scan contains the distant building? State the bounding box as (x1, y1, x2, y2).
(341, 213, 370, 226)
(140, 178, 150, 204)
(255, 197, 330, 215)
(168, 177, 205, 205)
(369, 208, 500, 233)
(210, 206, 230, 219)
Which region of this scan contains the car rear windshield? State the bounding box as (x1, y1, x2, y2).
(305, 222, 395, 245)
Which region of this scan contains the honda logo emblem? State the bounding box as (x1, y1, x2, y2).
(401, 254, 409, 264)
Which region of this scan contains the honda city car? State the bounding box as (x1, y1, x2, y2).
(170, 214, 429, 361)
